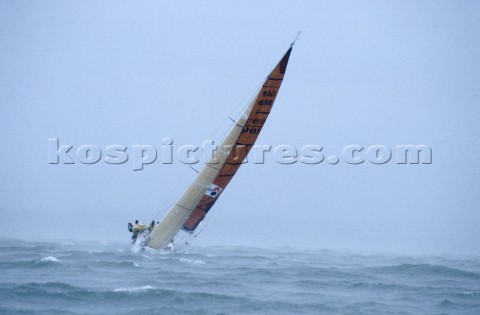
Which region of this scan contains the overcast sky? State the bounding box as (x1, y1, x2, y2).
(1, 1, 479, 255)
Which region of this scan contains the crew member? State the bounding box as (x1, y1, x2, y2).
(147, 220, 156, 233)
(131, 220, 146, 243)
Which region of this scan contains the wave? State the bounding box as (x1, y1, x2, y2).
(178, 258, 206, 265)
(3, 282, 167, 301)
(32, 256, 62, 267)
(371, 263, 480, 279)
(0, 281, 82, 300)
(89, 260, 141, 268)
(2, 238, 480, 315)
(113, 285, 155, 293)
(438, 298, 480, 312)
(35, 256, 60, 264)
(349, 282, 428, 292)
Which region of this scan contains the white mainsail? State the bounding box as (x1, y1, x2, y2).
(147, 104, 254, 250)
(147, 46, 293, 250)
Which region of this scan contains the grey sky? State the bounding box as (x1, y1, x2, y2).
(1, 1, 479, 255)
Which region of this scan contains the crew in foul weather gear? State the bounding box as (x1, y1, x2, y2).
(131, 220, 147, 243)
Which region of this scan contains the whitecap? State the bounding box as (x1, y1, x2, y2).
(34, 256, 61, 264)
(113, 285, 155, 292)
(179, 258, 206, 265)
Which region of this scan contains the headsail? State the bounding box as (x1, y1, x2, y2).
(147, 46, 293, 250)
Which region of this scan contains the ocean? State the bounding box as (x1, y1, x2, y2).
(0, 238, 479, 315)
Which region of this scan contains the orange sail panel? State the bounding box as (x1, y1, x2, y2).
(182, 47, 293, 231)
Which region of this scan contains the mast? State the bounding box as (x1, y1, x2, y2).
(147, 46, 293, 250)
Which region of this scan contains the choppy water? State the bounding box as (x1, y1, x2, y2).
(0, 239, 479, 314)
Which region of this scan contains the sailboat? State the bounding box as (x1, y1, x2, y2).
(146, 44, 294, 250)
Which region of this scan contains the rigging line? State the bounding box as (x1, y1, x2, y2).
(207, 73, 260, 145)
(153, 165, 190, 220)
(189, 165, 200, 173)
(178, 217, 209, 249)
(209, 72, 262, 150)
(193, 226, 206, 238)
(176, 230, 189, 245)
(175, 231, 193, 251)
(214, 84, 259, 148)
(205, 83, 260, 149)
(184, 233, 194, 246)
(153, 202, 175, 220)
(291, 31, 302, 47)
